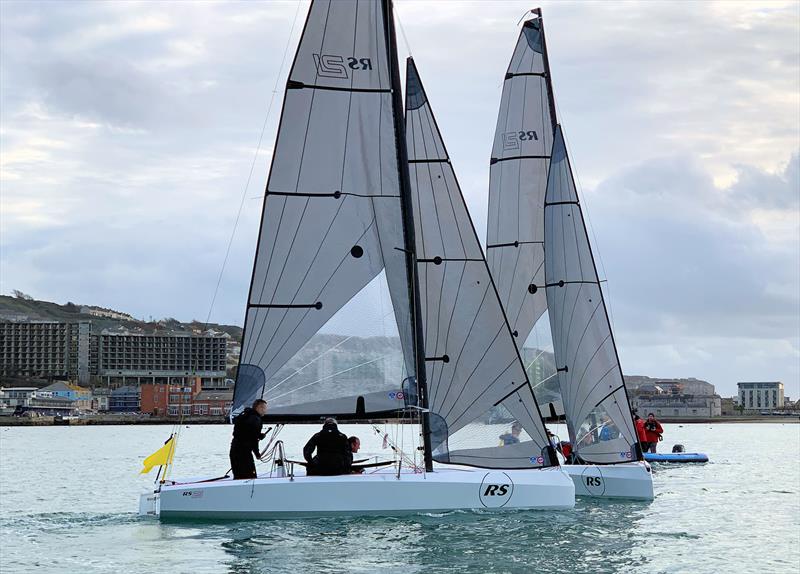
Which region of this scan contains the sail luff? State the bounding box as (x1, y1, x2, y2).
(382, 0, 433, 471)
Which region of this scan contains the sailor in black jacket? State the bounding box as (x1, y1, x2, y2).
(229, 399, 268, 479)
(303, 418, 350, 476)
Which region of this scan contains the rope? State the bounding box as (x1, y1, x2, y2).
(202, 0, 304, 329)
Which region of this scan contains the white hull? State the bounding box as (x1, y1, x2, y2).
(563, 461, 654, 500)
(139, 466, 575, 519)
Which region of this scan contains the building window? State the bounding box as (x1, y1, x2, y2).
(211, 407, 222, 416)
(169, 405, 178, 416)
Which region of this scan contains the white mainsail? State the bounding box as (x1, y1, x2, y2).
(405, 59, 555, 468)
(235, 0, 415, 419)
(486, 17, 554, 358)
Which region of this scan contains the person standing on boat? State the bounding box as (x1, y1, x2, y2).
(634, 414, 650, 452)
(229, 399, 269, 479)
(303, 418, 350, 476)
(643, 413, 664, 453)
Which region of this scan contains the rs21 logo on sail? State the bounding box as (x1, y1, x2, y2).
(313, 54, 373, 79)
(502, 130, 539, 150)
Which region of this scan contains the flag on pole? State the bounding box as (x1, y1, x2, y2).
(140, 435, 176, 474)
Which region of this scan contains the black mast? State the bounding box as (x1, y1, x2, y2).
(383, 0, 434, 472)
(532, 8, 558, 130)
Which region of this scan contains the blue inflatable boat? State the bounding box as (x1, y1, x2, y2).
(644, 452, 709, 463)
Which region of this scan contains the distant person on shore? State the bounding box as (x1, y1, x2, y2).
(643, 413, 664, 453)
(634, 414, 650, 453)
(499, 422, 522, 446)
(229, 399, 268, 479)
(303, 418, 350, 476)
(346, 436, 364, 474)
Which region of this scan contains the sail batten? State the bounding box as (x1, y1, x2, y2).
(405, 58, 555, 469)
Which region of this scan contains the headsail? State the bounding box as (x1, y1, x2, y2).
(234, 0, 416, 421)
(486, 14, 561, 414)
(405, 58, 555, 469)
(543, 125, 639, 464)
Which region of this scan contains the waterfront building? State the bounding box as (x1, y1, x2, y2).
(139, 380, 232, 417)
(627, 376, 722, 417)
(140, 379, 202, 417)
(109, 385, 140, 412)
(192, 390, 233, 417)
(0, 321, 92, 384)
(92, 388, 110, 412)
(0, 387, 39, 412)
(737, 382, 784, 411)
(98, 328, 228, 387)
(38, 381, 92, 410)
(0, 386, 78, 416)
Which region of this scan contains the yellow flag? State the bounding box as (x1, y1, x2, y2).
(140, 436, 176, 474)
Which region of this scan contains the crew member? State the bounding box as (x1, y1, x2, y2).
(303, 418, 350, 476)
(634, 414, 649, 452)
(643, 412, 664, 453)
(346, 436, 363, 474)
(499, 422, 522, 446)
(229, 399, 268, 479)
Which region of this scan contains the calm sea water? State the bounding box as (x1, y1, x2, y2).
(1, 422, 798, 574)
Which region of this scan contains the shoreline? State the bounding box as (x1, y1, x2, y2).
(0, 415, 797, 427)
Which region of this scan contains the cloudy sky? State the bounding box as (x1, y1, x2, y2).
(1, 1, 798, 397)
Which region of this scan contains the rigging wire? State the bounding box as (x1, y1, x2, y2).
(202, 0, 304, 330)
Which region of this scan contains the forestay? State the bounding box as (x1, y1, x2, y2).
(234, 0, 415, 420)
(405, 59, 555, 469)
(543, 125, 639, 464)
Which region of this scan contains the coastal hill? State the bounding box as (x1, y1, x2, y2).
(0, 292, 243, 342)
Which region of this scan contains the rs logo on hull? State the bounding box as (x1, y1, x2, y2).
(483, 484, 510, 496)
(479, 472, 515, 508)
(313, 54, 373, 79)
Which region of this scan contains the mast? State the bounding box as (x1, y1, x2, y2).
(383, 0, 433, 471)
(533, 8, 558, 130)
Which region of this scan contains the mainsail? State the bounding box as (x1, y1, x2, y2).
(234, 0, 418, 421)
(542, 125, 639, 464)
(485, 14, 561, 413)
(405, 59, 555, 469)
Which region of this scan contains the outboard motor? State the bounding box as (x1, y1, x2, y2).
(672, 444, 685, 453)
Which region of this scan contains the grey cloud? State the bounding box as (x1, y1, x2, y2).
(1, 1, 798, 396)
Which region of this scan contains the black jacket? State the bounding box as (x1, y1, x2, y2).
(231, 408, 265, 457)
(303, 422, 350, 475)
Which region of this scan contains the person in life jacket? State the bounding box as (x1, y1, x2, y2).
(229, 399, 268, 479)
(303, 418, 350, 476)
(634, 414, 650, 453)
(499, 422, 522, 446)
(643, 412, 664, 453)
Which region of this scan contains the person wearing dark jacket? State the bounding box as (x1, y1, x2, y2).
(303, 418, 350, 476)
(229, 399, 268, 479)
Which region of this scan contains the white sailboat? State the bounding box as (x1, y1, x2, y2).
(486, 9, 653, 500)
(140, 0, 573, 520)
